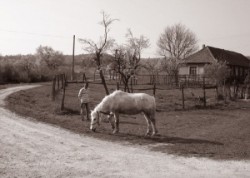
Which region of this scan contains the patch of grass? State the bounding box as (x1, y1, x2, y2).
(5, 83, 250, 160)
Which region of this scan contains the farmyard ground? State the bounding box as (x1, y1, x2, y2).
(5, 83, 250, 160)
(1, 85, 250, 177)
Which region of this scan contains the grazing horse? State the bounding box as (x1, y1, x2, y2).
(90, 90, 158, 136)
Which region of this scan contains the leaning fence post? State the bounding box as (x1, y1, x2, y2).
(51, 76, 56, 101)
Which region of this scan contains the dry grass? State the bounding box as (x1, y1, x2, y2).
(5, 82, 250, 160)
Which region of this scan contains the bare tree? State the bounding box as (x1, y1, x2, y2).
(157, 23, 198, 60)
(78, 11, 117, 95)
(112, 30, 150, 92)
(113, 46, 131, 92)
(125, 29, 150, 69)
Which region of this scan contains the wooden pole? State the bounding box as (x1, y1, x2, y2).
(71, 35, 75, 81)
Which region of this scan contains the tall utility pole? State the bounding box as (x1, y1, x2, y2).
(71, 35, 75, 81)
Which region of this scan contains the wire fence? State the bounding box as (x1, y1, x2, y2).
(52, 73, 223, 111)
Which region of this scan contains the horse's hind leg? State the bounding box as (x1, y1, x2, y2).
(143, 113, 152, 136)
(149, 114, 158, 136)
(113, 113, 120, 134)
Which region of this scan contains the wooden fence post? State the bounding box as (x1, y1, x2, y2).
(245, 85, 249, 100)
(51, 76, 56, 101)
(61, 74, 64, 89)
(130, 78, 133, 93)
(203, 77, 206, 107)
(61, 74, 66, 111)
(57, 75, 60, 89)
(64, 74, 68, 87)
(116, 82, 119, 90)
(215, 85, 219, 100)
(153, 83, 156, 96)
(83, 73, 86, 83)
(181, 84, 185, 109)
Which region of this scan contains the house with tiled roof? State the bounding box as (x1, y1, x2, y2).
(179, 45, 250, 80)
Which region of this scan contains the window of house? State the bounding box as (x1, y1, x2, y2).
(239, 67, 243, 76)
(189, 66, 197, 75)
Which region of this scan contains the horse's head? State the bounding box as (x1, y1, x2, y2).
(90, 110, 100, 132)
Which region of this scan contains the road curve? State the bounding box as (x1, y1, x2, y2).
(0, 85, 249, 178)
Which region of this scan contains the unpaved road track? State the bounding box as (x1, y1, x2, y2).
(0, 85, 250, 178)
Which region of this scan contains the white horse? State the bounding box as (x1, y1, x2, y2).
(90, 90, 158, 136)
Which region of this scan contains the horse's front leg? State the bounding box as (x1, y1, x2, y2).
(107, 113, 115, 130)
(113, 113, 119, 134)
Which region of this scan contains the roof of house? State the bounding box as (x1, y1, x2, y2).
(183, 46, 250, 67)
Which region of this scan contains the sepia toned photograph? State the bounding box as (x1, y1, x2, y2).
(0, 0, 250, 177)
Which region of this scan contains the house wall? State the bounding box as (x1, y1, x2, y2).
(179, 64, 205, 75)
(179, 66, 189, 75)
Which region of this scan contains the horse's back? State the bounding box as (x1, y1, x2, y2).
(107, 91, 156, 114)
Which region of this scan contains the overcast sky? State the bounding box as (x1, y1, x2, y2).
(1, 0, 250, 57)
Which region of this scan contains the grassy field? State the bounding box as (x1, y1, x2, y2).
(5, 82, 250, 160)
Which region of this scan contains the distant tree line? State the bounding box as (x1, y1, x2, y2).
(0, 45, 113, 84)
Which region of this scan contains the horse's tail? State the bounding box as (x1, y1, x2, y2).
(150, 95, 156, 115)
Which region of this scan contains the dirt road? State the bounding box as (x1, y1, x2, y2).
(0, 85, 250, 178)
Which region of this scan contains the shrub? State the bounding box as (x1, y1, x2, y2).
(204, 61, 231, 86)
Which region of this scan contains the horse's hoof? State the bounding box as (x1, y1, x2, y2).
(151, 133, 160, 137)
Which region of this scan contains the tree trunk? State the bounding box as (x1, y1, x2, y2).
(99, 69, 109, 95)
(95, 53, 109, 95)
